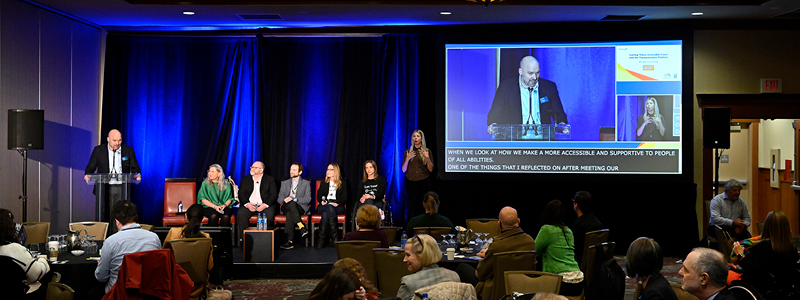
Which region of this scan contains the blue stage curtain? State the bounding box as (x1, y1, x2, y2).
(102, 37, 261, 225)
(617, 95, 643, 141)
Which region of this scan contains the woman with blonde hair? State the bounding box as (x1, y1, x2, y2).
(198, 164, 235, 226)
(317, 163, 348, 248)
(397, 234, 459, 300)
(402, 130, 434, 218)
(334, 258, 380, 299)
(636, 97, 665, 141)
(344, 205, 388, 248)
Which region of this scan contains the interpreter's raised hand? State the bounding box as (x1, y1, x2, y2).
(406, 150, 416, 161)
(421, 149, 430, 160)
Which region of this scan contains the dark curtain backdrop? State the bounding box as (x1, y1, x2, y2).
(102, 34, 437, 225)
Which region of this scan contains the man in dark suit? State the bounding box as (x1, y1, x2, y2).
(236, 161, 278, 243)
(487, 56, 568, 136)
(277, 163, 312, 249)
(679, 248, 737, 300)
(457, 206, 536, 300)
(84, 129, 141, 226)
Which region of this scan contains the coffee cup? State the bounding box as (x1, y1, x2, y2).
(47, 241, 60, 261)
(446, 248, 455, 260)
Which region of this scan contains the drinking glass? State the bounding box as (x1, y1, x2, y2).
(474, 232, 483, 246)
(58, 234, 67, 252)
(28, 243, 40, 257)
(440, 235, 448, 251)
(447, 234, 456, 247)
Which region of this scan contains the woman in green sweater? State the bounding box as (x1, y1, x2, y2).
(198, 164, 235, 226)
(534, 199, 584, 296)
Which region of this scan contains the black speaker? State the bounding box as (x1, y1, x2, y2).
(7, 109, 44, 150)
(703, 107, 730, 149)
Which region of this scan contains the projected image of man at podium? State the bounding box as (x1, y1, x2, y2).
(487, 56, 568, 137)
(84, 129, 141, 231)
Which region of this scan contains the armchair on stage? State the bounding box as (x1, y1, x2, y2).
(491, 124, 571, 141)
(85, 173, 141, 222)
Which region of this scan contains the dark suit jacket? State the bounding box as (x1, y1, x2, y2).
(317, 179, 348, 207)
(238, 174, 278, 208)
(277, 178, 312, 214)
(571, 212, 603, 265)
(487, 78, 568, 125)
(84, 144, 141, 175)
(475, 227, 536, 300)
(713, 287, 738, 300)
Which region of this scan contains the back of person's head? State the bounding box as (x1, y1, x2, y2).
(541, 200, 566, 226)
(498, 206, 520, 230)
(182, 204, 205, 238)
(306, 267, 362, 300)
(724, 179, 743, 191)
(0, 208, 17, 245)
(573, 191, 594, 214)
(625, 237, 664, 280)
(356, 205, 381, 230)
(333, 258, 379, 296)
(532, 293, 569, 300)
(762, 210, 794, 258)
(112, 200, 138, 225)
(422, 191, 439, 214)
(407, 234, 442, 268)
(691, 248, 728, 288)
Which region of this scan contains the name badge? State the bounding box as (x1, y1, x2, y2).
(540, 96, 549, 104)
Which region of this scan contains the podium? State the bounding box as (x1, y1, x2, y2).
(86, 173, 141, 223)
(491, 124, 571, 141)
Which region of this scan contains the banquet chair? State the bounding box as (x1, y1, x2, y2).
(381, 226, 400, 246)
(68, 222, 108, 241)
(22, 222, 50, 244)
(335, 240, 381, 285)
(373, 248, 411, 298)
(46, 282, 75, 300)
(164, 238, 213, 299)
(412, 227, 453, 242)
(580, 229, 609, 272)
(490, 250, 538, 300)
(504, 271, 562, 295)
(713, 225, 734, 263)
(0, 255, 26, 299)
(465, 218, 501, 240)
(139, 224, 155, 231)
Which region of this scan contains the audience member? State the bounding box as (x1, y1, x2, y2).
(456, 206, 535, 300)
(679, 248, 736, 300)
(163, 203, 214, 270)
(277, 163, 311, 250)
(344, 205, 388, 248)
(90, 200, 161, 299)
(625, 237, 678, 300)
(404, 191, 455, 234)
(397, 234, 459, 300)
(198, 164, 236, 226)
(709, 179, 751, 241)
(535, 200, 584, 296)
(0, 208, 49, 300)
(733, 210, 799, 296)
(306, 267, 366, 300)
(334, 258, 380, 299)
(402, 129, 434, 218)
(317, 163, 349, 248)
(532, 293, 569, 300)
(236, 161, 278, 243)
(570, 191, 603, 265)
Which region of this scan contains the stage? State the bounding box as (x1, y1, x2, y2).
(227, 245, 338, 280)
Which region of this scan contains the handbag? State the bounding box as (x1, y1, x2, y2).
(208, 286, 233, 300)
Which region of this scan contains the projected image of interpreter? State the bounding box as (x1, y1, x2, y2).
(617, 95, 677, 142)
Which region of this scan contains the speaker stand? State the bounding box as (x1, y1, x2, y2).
(17, 149, 28, 222)
(714, 148, 724, 196)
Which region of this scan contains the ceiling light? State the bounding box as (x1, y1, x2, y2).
(183, 11, 195, 15)
(691, 12, 703, 16)
(466, 0, 503, 7)
(440, 11, 452, 15)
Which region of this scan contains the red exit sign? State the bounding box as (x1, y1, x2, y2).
(760, 78, 782, 93)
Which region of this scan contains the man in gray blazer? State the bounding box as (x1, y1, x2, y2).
(277, 162, 312, 249)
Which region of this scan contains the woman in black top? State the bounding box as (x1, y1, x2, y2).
(735, 210, 799, 296)
(316, 163, 348, 248)
(353, 160, 387, 230)
(626, 237, 678, 300)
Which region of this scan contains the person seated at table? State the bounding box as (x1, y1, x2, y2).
(625, 237, 677, 300)
(397, 234, 460, 300)
(198, 164, 235, 226)
(306, 267, 366, 300)
(334, 258, 380, 299)
(731, 210, 799, 296)
(163, 204, 214, 267)
(344, 205, 388, 248)
(317, 163, 349, 248)
(570, 191, 603, 265)
(0, 208, 50, 300)
(535, 200, 584, 296)
(404, 192, 455, 234)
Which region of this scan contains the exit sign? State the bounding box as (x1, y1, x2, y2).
(761, 78, 782, 93)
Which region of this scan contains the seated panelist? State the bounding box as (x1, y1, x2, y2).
(198, 164, 235, 226)
(236, 161, 277, 240)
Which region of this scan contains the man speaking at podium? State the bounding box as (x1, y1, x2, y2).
(84, 129, 141, 228)
(487, 56, 568, 135)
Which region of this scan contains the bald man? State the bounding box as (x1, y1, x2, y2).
(84, 129, 141, 226)
(678, 248, 736, 300)
(456, 206, 536, 300)
(487, 56, 568, 136)
(236, 161, 278, 244)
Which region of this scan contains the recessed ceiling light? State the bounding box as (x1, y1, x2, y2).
(440, 11, 452, 15)
(183, 11, 195, 15)
(691, 12, 703, 16)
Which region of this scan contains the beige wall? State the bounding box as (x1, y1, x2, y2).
(694, 30, 800, 238)
(759, 119, 795, 170)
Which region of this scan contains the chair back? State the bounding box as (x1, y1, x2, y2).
(51, 271, 62, 283)
(0, 255, 26, 299)
(756, 221, 765, 235)
(584, 242, 615, 286)
(373, 248, 412, 298)
(164, 238, 213, 298)
(713, 225, 734, 262)
(492, 250, 538, 300)
(68, 222, 109, 241)
(412, 227, 453, 242)
(580, 229, 609, 271)
(728, 280, 766, 300)
(465, 218, 501, 239)
(46, 282, 75, 300)
(335, 240, 381, 285)
(505, 271, 562, 295)
(22, 222, 50, 244)
(381, 226, 400, 246)
(139, 224, 155, 231)
(412, 282, 477, 300)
